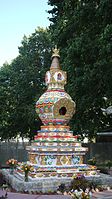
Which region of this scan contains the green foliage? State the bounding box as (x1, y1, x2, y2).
(58, 183, 66, 193)
(0, 28, 52, 140)
(0, 1, 112, 140)
(105, 160, 112, 169)
(71, 175, 89, 192)
(48, 0, 112, 138)
(88, 157, 97, 166)
(0, 63, 15, 139)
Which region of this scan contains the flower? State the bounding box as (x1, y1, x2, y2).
(6, 159, 18, 167)
(21, 163, 34, 173)
(20, 163, 34, 182)
(72, 173, 85, 179)
(71, 189, 90, 199)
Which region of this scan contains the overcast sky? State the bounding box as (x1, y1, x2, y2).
(0, 0, 51, 66)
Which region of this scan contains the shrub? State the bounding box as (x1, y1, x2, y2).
(0, 173, 7, 187)
(71, 174, 90, 192)
(105, 160, 112, 169)
(88, 157, 96, 166)
(58, 183, 66, 193)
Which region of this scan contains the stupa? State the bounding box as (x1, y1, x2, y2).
(26, 46, 97, 178)
(2, 46, 99, 193)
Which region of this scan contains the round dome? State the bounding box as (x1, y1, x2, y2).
(36, 90, 76, 125)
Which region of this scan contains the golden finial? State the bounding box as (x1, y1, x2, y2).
(52, 45, 60, 58)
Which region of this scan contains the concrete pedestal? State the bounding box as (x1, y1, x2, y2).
(1, 169, 71, 193)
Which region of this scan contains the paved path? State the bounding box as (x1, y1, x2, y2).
(0, 190, 112, 199)
(92, 190, 112, 199)
(0, 190, 71, 199)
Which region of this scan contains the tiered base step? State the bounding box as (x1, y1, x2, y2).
(25, 125, 99, 177)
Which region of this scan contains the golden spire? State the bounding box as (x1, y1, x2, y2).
(52, 45, 60, 58)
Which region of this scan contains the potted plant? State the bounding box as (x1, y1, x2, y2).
(21, 163, 34, 182)
(6, 159, 18, 174)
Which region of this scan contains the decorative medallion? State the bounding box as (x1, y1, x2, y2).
(72, 155, 80, 165)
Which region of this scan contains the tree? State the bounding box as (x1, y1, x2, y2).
(0, 27, 52, 140)
(0, 62, 15, 139)
(48, 0, 112, 138)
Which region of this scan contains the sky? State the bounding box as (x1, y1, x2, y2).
(0, 0, 51, 66)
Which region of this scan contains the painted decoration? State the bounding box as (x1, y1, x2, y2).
(45, 71, 51, 85)
(72, 155, 80, 165)
(44, 155, 56, 166)
(36, 90, 76, 125)
(60, 155, 71, 165)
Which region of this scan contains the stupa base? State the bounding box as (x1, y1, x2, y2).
(1, 169, 71, 193)
(1, 169, 100, 193)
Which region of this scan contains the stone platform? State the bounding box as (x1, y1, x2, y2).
(1, 169, 71, 193)
(1, 169, 104, 194)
